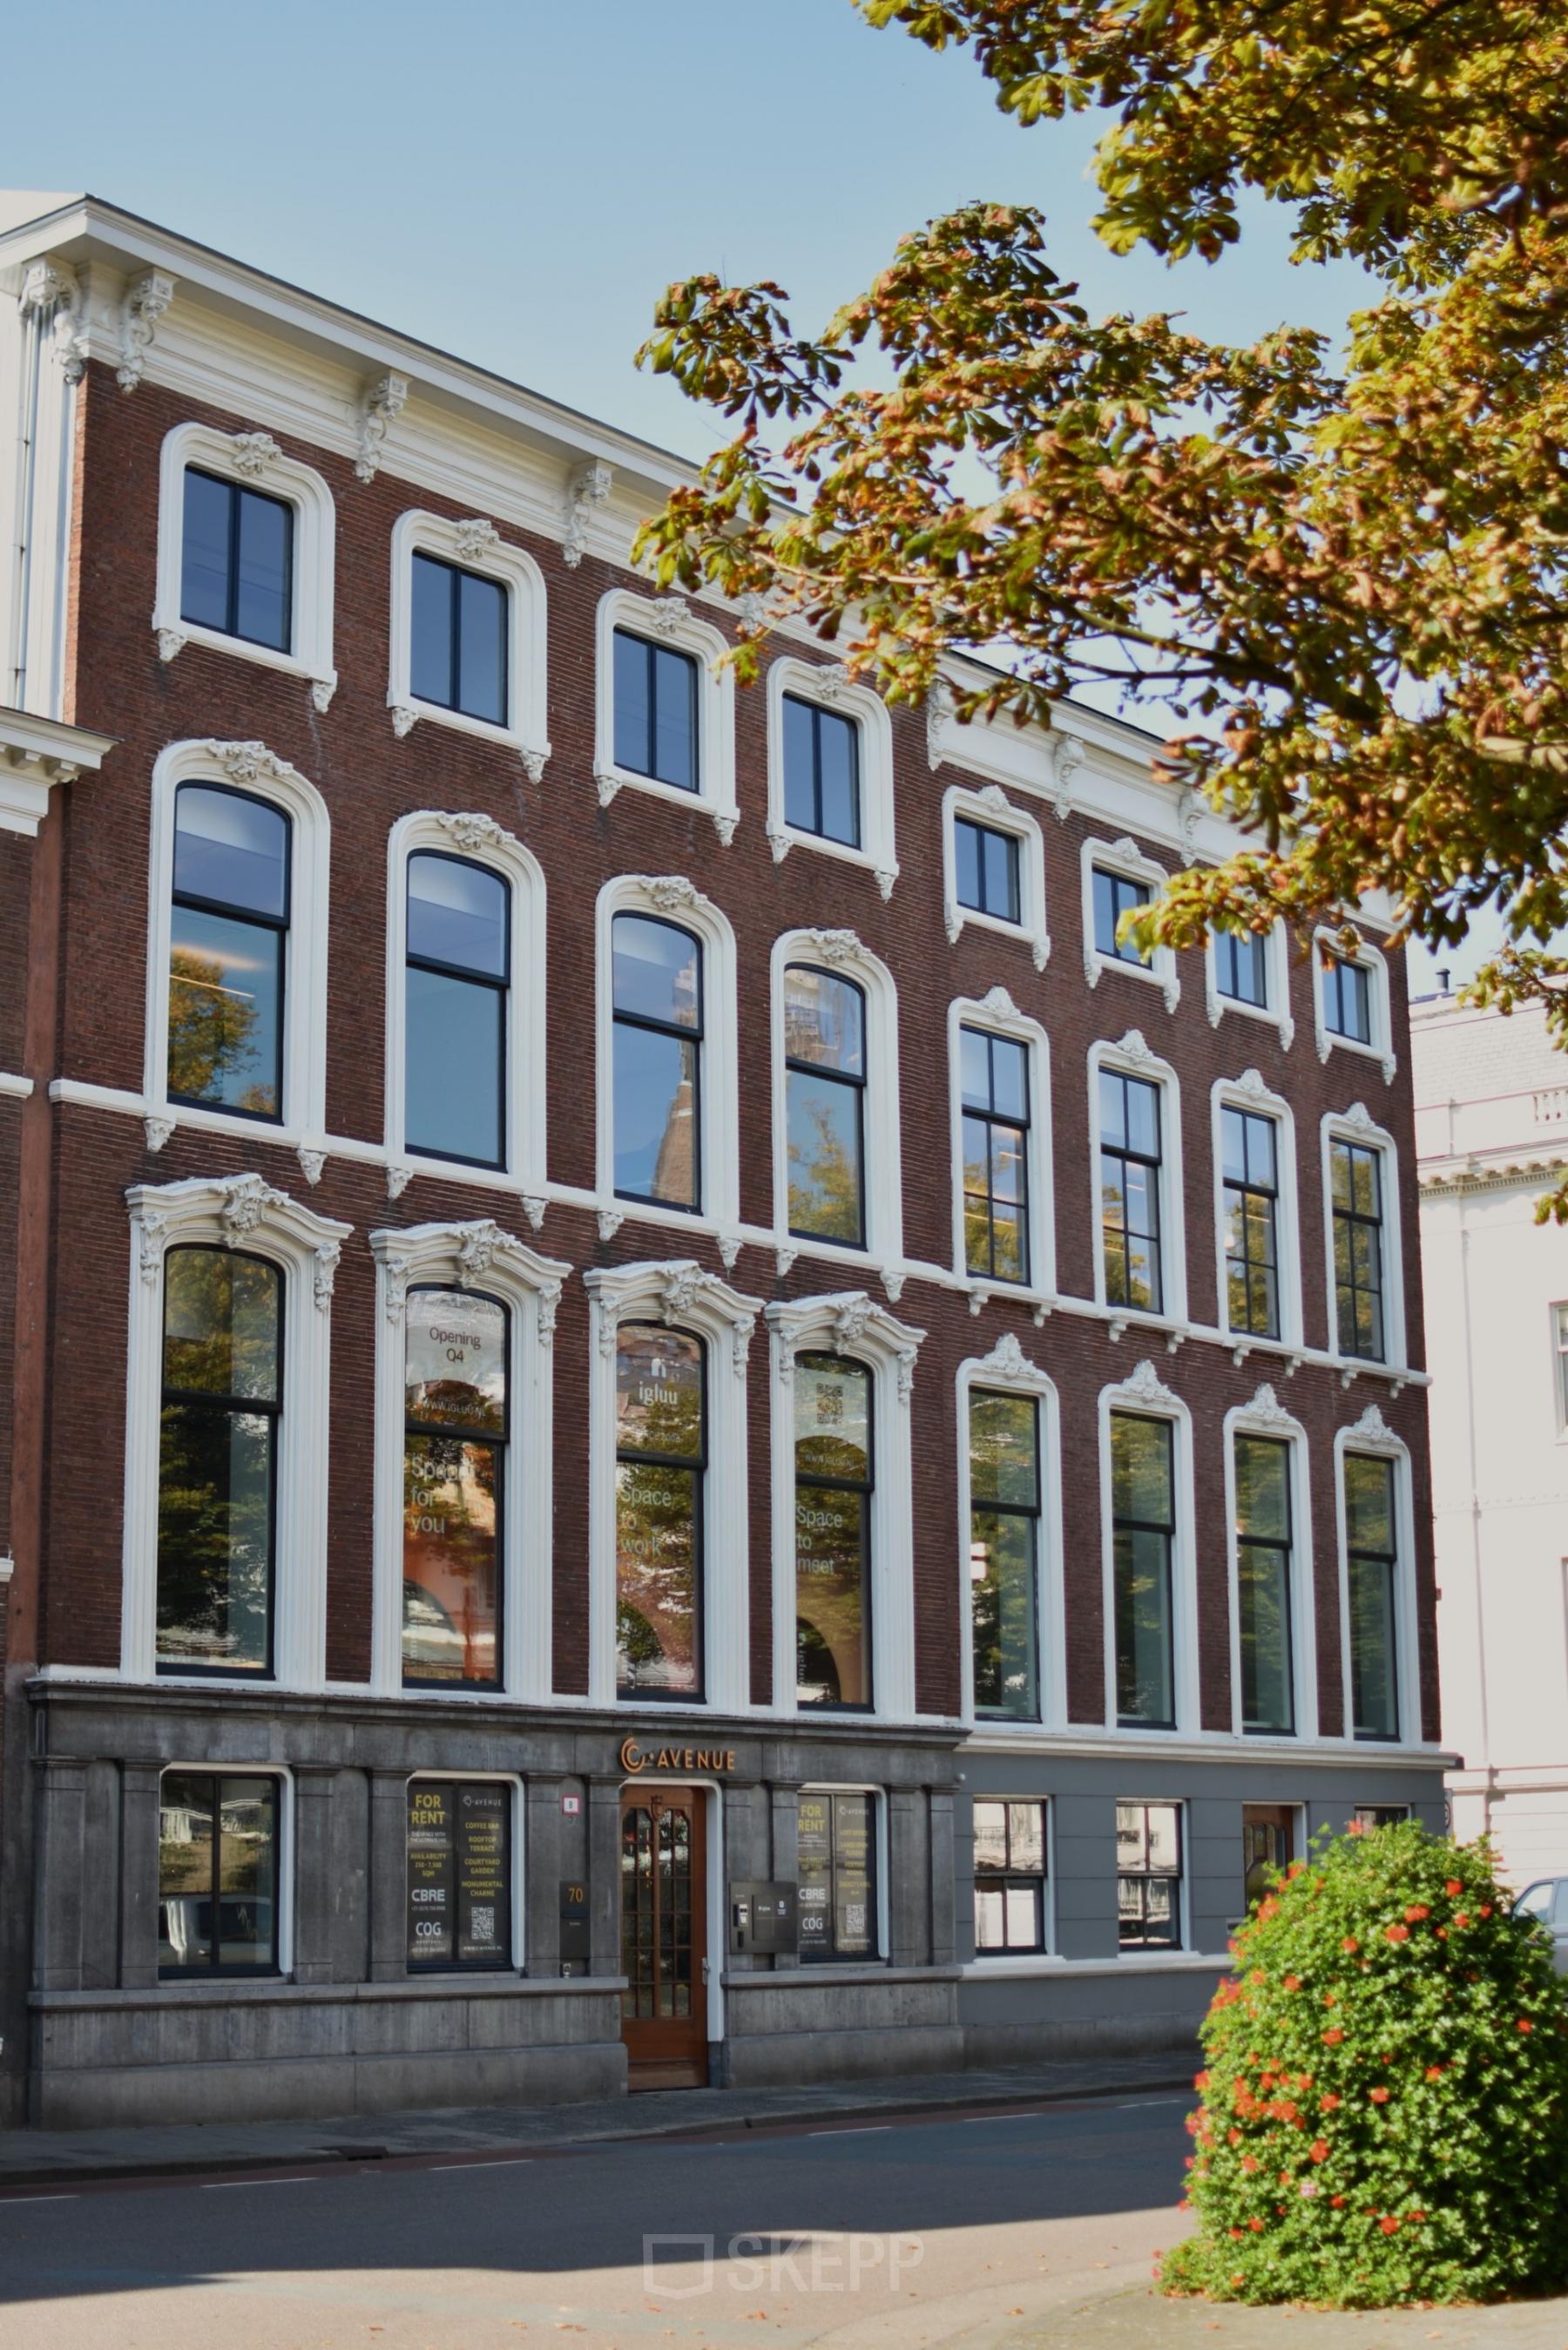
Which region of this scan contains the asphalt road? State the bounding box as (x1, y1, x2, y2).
(0, 2089, 1192, 2350)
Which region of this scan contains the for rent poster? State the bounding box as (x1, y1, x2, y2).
(406, 1781, 510, 1967)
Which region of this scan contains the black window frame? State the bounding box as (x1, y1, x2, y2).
(781, 692, 862, 848)
(405, 1777, 516, 1974)
(797, 1788, 881, 1962)
(794, 1350, 875, 1714)
(612, 626, 700, 793)
(972, 1798, 1049, 1954)
(402, 1283, 510, 1694)
(614, 1321, 708, 1703)
(1233, 1432, 1295, 1737)
(1117, 1800, 1184, 1950)
(969, 1386, 1042, 1723)
(168, 779, 291, 1125)
(1213, 926, 1269, 1009)
(1100, 1068, 1164, 1314)
(179, 465, 295, 653)
(1321, 951, 1373, 1045)
(158, 1769, 281, 1979)
(156, 1243, 282, 1682)
(1092, 865, 1152, 965)
(784, 963, 868, 1250)
(409, 549, 510, 728)
(1112, 1411, 1177, 1731)
(611, 913, 705, 1214)
(961, 1026, 1032, 1285)
(403, 849, 510, 1171)
(1221, 1104, 1281, 1340)
(1331, 1135, 1387, 1361)
(954, 816, 1023, 924)
(1352, 1804, 1410, 1832)
(1345, 1450, 1401, 1744)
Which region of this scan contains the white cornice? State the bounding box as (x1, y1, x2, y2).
(0, 706, 116, 837)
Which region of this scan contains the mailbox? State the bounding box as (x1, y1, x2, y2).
(728, 1879, 798, 1956)
(560, 1878, 591, 1968)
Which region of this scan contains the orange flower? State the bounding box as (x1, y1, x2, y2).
(1342, 1937, 1360, 1953)
(1194, 2070, 1211, 2090)
(1385, 1923, 1410, 1942)
(1409, 2211, 1427, 2225)
(1381, 2216, 1401, 2236)
(1445, 1879, 1463, 1897)
(1424, 2066, 1443, 2081)
(1404, 1905, 1429, 1922)
(1436, 1927, 1449, 1940)
(1323, 2028, 1345, 2046)
(1481, 1904, 1494, 1918)
(1241, 2155, 1260, 2173)
(1248, 2217, 1265, 2232)
(1227, 2128, 1242, 2145)
(1324, 1992, 1337, 2008)
(1309, 2138, 1329, 2163)
(1230, 2227, 1245, 2241)
(1518, 2018, 1534, 2033)
(1258, 1896, 1281, 1920)
(1330, 2194, 1346, 2209)
(1370, 2087, 1391, 2104)
(1319, 2094, 1342, 2112)
(1455, 1913, 1470, 1928)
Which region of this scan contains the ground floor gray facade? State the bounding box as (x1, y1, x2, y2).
(10, 1678, 1448, 2130)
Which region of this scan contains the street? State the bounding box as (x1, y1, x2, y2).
(0, 2089, 1190, 2349)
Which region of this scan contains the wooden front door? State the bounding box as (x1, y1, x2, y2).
(619, 1785, 708, 2089)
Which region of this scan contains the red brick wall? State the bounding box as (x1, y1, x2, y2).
(31, 359, 1439, 1742)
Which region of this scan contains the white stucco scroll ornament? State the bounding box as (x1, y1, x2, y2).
(117, 269, 175, 391)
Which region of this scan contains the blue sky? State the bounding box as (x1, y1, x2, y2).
(7, 0, 1467, 987)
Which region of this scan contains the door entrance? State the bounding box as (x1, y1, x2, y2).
(619, 1785, 708, 2090)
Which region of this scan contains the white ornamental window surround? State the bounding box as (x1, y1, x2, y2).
(955, 1333, 1067, 1733)
(1313, 923, 1396, 1084)
(1209, 1071, 1305, 1356)
(1332, 1405, 1423, 1748)
(592, 587, 739, 844)
(1203, 919, 1294, 1049)
(1319, 1103, 1408, 1372)
(1081, 834, 1179, 1012)
(121, 1174, 352, 1689)
(584, 1260, 764, 1713)
(368, 1221, 570, 1703)
(942, 782, 1051, 973)
(595, 875, 740, 1237)
(771, 927, 905, 1269)
(385, 510, 551, 779)
(1087, 1031, 1189, 1329)
(1096, 1360, 1200, 1736)
(765, 1290, 925, 1721)
(1222, 1386, 1321, 1743)
(764, 655, 898, 899)
(383, 811, 548, 1196)
(143, 738, 332, 1148)
(947, 988, 1057, 1304)
(152, 422, 337, 708)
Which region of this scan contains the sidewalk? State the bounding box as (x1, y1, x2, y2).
(1005, 2282, 1568, 2347)
(0, 2049, 1192, 2190)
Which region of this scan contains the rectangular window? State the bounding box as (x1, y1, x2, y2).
(1345, 1451, 1400, 1740)
(157, 1247, 280, 1676)
(970, 1389, 1040, 1720)
(406, 1780, 512, 1970)
(1322, 952, 1372, 1044)
(1100, 1068, 1163, 1313)
(169, 782, 290, 1121)
(405, 851, 509, 1167)
(1242, 1803, 1295, 1906)
(795, 1353, 872, 1710)
(1112, 1412, 1176, 1730)
(797, 1790, 878, 1961)
(785, 965, 866, 1247)
(956, 817, 1021, 924)
(783, 694, 861, 847)
(1092, 866, 1151, 963)
(1213, 927, 1268, 1008)
(1234, 1434, 1294, 1734)
(1352, 1804, 1409, 1831)
(973, 1799, 1048, 1954)
(1117, 1801, 1183, 1948)
(1331, 1136, 1386, 1360)
(616, 1324, 705, 1698)
(612, 915, 703, 1210)
(612, 627, 699, 791)
(1222, 1107, 1281, 1339)
(402, 1287, 507, 1689)
(158, 1771, 280, 1975)
(180, 467, 294, 652)
(1554, 1304, 1568, 1429)
(961, 1027, 1031, 1283)
(409, 552, 509, 727)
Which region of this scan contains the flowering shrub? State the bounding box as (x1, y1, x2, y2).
(1161, 1824, 1568, 2306)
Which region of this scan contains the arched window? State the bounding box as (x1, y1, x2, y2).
(157, 1245, 282, 1676)
(784, 965, 866, 1247)
(615, 1324, 706, 1697)
(402, 1286, 509, 1690)
(404, 851, 510, 1168)
(168, 783, 290, 1121)
(794, 1351, 873, 1710)
(612, 915, 703, 1210)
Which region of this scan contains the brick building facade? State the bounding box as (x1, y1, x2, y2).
(0, 193, 1446, 2130)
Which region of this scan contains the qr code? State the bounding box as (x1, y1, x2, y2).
(470, 1905, 495, 1943)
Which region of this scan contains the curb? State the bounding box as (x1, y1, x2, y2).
(0, 2068, 1194, 2194)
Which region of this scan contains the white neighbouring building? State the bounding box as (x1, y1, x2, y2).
(1413, 989, 1568, 1880)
